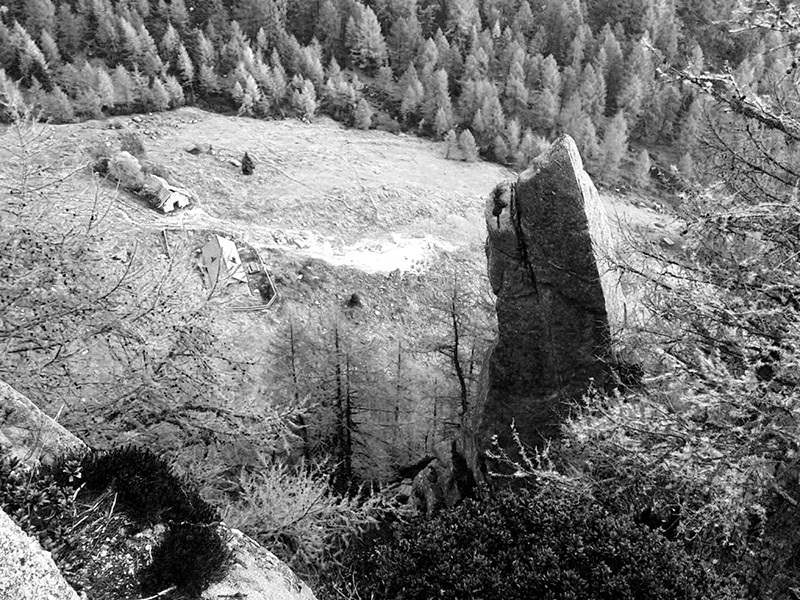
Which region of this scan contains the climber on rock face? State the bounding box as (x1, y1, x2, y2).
(491, 185, 508, 229)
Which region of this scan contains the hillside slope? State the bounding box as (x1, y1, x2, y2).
(2, 108, 674, 482)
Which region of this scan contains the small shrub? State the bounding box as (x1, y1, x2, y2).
(353, 486, 738, 600)
(0, 455, 79, 552)
(372, 111, 401, 133)
(60, 445, 220, 523)
(117, 129, 147, 159)
(108, 150, 145, 190)
(87, 140, 114, 174)
(223, 460, 380, 582)
(140, 522, 230, 596)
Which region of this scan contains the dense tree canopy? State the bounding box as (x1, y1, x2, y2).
(0, 0, 767, 179)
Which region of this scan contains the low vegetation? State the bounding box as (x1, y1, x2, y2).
(350, 486, 739, 600)
(0, 447, 230, 599)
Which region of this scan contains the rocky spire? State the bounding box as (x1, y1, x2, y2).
(469, 134, 626, 476)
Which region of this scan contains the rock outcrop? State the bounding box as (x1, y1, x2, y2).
(0, 379, 85, 466)
(0, 509, 81, 600)
(410, 439, 475, 516)
(469, 135, 625, 475)
(203, 527, 317, 600)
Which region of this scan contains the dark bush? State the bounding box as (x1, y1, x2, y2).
(42, 446, 230, 596)
(355, 487, 737, 600)
(372, 111, 402, 133)
(140, 522, 230, 596)
(55, 445, 219, 523)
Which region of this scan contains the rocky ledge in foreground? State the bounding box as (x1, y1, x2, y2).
(0, 378, 317, 600)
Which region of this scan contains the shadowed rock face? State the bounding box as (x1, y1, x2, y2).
(470, 135, 625, 474)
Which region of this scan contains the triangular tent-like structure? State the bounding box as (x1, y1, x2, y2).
(201, 235, 248, 290)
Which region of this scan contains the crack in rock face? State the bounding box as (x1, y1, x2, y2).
(469, 135, 626, 478)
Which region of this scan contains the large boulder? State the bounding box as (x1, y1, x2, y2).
(469, 135, 625, 476)
(0, 508, 81, 600)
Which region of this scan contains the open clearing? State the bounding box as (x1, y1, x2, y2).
(54, 107, 676, 277)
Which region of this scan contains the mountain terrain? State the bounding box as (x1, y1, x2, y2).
(1, 106, 678, 485)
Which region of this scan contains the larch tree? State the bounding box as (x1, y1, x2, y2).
(220, 20, 250, 74)
(136, 23, 165, 78)
(163, 74, 185, 108)
(39, 83, 75, 122)
(149, 76, 171, 111)
(388, 14, 422, 73)
(598, 110, 628, 183)
(399, 64, 424, 122)
(315, 0, 342, 60)
(470, 107, 486, 142)
(631, 147, 650, 188)
(10, 22, 50, 87)
(232, 0, 284, 41)
(530, 54, 561, 134)
(445, 0, 480, 45)
(354, 97, 373, 129)
(23, 0, 56, 37)
(168, 0, 190, 32)
(513, 0, 536, 35)
(479, 83, 505, 142)
(579, 62, 606, 129)
(444, 128, 458, 158)
(423, 68, 454, 137)
(94, 64, 116, 110)
(617, 70, 645, 133)
(176, 43, 195, 88)
(677, 96, 703, 157)
(348, 5, 387, 74)
(570, 111, 600, 168)
(598, 24, 625, 115)
(290, 75, 317, 120)
(55, 3, 84, 59)
(557, 91, 581, 134)
(505, 117, 521, 157)
(458, 128, 479, 161)
(646, 82, 682, 143)
(159, 22, 180, 67)
(503, 56, 529, 116)
(112, 64, 136, 111)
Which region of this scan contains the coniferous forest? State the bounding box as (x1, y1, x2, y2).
(4, 0, 800, 599)
(0, 0, 776, 183)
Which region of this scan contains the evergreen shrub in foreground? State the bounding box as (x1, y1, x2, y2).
(357, 487, 738, 600)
